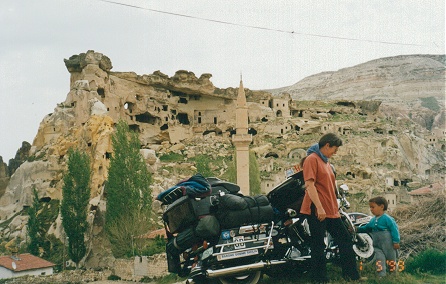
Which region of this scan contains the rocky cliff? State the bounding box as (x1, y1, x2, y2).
(0, 50, 444, 270)
(268, 54, 445, 131)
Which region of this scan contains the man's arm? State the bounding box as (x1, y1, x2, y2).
(305, 179, 326, 221)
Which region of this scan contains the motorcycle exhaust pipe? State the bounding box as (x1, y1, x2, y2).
(206, 260, 287, 278)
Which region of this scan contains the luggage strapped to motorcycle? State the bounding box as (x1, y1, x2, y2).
(243, 195, 261, 225)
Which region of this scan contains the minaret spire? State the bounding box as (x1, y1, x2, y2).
(236, 77, 248, 134)
(232, 77, 252, 196)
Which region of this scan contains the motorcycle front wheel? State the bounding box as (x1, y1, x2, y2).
(218, 271, 262, 284)
(353, 233, 375, 264)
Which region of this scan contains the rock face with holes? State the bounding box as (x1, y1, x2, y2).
(270, 54, 445, 131)
(0, 50, 444, 274)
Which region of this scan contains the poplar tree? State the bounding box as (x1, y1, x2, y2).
(27, 187, 40, 256)
(105, 120, 152, 257)
(61, 148, 91, 268)
(249, 150, 261, 195)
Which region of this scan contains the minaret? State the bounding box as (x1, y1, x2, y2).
(232, 78, 252, 195)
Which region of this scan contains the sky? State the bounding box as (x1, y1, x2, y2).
(0, 0, 444, 161)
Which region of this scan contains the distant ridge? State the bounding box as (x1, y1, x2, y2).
(267, 54, 445, 104)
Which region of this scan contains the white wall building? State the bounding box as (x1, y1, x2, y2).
(0, 254, 54, 279)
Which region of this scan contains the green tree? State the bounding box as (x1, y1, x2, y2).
(105, 120, 152, 258)
(61, 148, 91, 268)
(249, 151, 261, 195)
(27, 187, 41, 255)
(221, 155, 236, 183)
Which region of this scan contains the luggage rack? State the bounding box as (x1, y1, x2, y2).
(213, 222, 275, 260)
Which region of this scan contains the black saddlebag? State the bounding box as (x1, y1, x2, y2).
(165, 226, 200, 273)
(166, 227, 201, 256)
(215, 194, 274, 228)
(166, 216, 220, 256)
(267, 171, 306, 212)
(163, 195, 216, 233)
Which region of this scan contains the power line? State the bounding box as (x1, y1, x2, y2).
(97, 0, 426, 47)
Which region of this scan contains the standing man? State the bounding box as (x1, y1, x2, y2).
(300, 133, 362, 283)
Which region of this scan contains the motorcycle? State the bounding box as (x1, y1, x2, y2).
(326, 184, 375, 264)
(160, 173, 374, 284)
(262, 175, 374, 279)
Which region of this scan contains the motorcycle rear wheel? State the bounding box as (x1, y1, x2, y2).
(218, 271, 262, 284)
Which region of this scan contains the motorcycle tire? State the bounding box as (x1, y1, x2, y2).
(353, 233, 374, 260)
(218, 271, 262, 284)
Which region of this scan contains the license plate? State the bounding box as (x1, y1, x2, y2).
(217, 249, 259, 261)
(233, 236, 246, 249)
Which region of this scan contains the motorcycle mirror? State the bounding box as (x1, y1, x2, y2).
(339, 184, 349, 192)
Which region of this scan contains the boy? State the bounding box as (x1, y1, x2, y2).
(357, 196, 400, 277)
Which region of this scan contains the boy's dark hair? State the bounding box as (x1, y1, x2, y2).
(318, 133, 343, 148)
(369, 196, 388, 210)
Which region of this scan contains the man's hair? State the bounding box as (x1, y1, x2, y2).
(369, 196, 388, 210)
(318, 133, 343, 148)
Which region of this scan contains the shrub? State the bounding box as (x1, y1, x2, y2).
(405, 249, 446, 275)
(108, 274, 122, 280)
(420, 97, 440, 111)
(140, 235, 166, 256)
(193, 154, 214, 177)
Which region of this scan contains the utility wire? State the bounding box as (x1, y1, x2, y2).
(98, 0, 426, 47)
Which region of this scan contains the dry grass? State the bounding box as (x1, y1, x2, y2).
(392, 192, 446, 259)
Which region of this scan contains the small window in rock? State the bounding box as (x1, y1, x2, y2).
(40, 197, 51, 203)
(265, 152, 279, 158)
(248, 128, 257, 135)
(97, 88, 105, 98)
(129, 124, 140, 132)
(177, 113, 190, 125)
(136, 113, 157, 124)
(160, 124, 168, 130)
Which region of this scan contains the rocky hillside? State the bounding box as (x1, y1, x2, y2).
(0, 51, 444, 271)
(268, 54, 445, 131)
